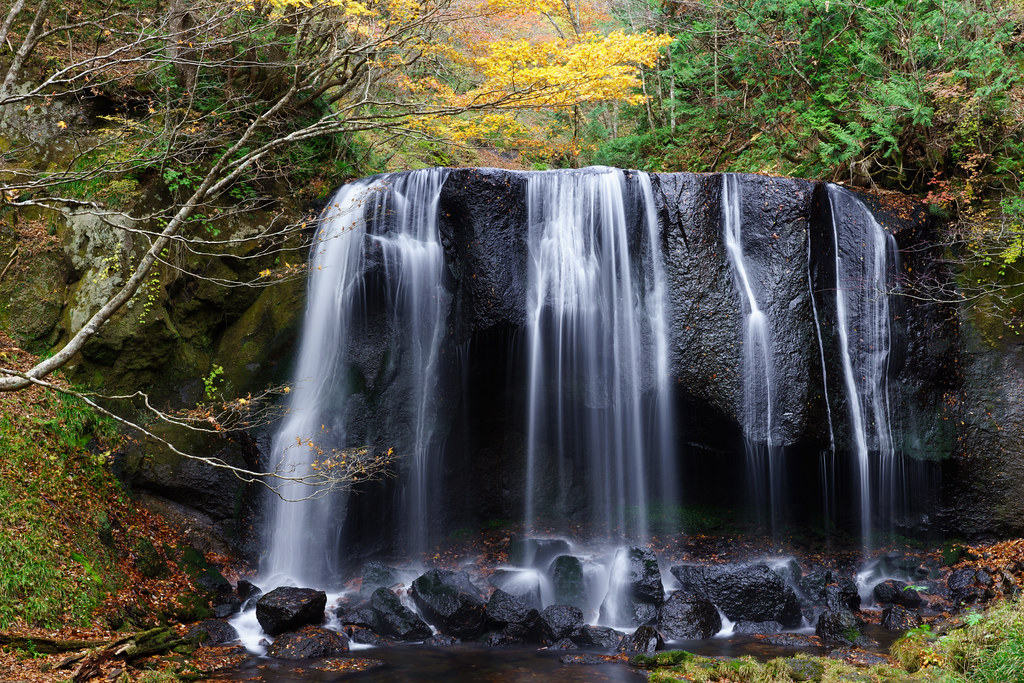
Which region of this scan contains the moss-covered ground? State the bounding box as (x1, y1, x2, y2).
(0, 334, 246, 681)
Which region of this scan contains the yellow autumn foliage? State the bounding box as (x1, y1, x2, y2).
(240, 0, 669, 159)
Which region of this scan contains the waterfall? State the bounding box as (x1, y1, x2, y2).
(721, 174, 780, 529)
(263, 169, 448, 586)
(825, 185, 899, 548)
(523, 168, 674, 539)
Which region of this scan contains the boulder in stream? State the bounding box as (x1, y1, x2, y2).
(617, 625, 663, 654)
(369, 587, 432, 640)
(411, 569, 487, 639)
(550, 555, 587, 610)
(658, 592, 721, 640)
(266, 625, 349, 660)
(670, 563, 802, 626)
(256, 587, 327, 636)
(537, 604, 584, 642)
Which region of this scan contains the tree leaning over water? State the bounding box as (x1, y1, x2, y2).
(0, 0, 668, 493)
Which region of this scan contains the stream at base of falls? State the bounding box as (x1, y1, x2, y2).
(210, 623, 900, 682)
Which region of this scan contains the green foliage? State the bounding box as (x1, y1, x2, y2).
(936, 599, 1024, 682)
(598, 0, 1024, 193)
(0, 393, 121, 629)
(203, 364, 225, 400)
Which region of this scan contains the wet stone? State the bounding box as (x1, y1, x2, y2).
(369, 587, 433, 641)
(617, 625, 663, 654)
(256, 587, 327, 636)
(186, 619, 239, 646)
(881, 604, 923, 631)
(733, 620, 783, 635)
(538, 604, 584, 642)
(658, 592, 721, 640)
(573, 625, 624, 650)
(550, 556, 587, 610)
(265, 626, 349, 660)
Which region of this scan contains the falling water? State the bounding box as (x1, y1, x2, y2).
(721, 174, 780, 528)
(523, 168, 674, 539)
(263, 178, 376, 588)
(825, 185, 898, 549)
(264, 169, 448, 586)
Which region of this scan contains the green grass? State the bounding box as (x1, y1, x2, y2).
(0, 389, 123, 629)
(639, 600, 1024, 682)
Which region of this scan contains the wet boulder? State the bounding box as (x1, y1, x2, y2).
(572, 625, 623, 650)
(237, 580, 262, 605)
(537, 604, 584, 642)
(256, 587, 327, 636)
(670, 563, 802, 626)
(486, 589, 540, 638)
(425, 634, 459, 646)
(186, 619, 240, 646)
(617, 625, 663, 654)
(348, 628, 388, 646)
(881, 604, 922, 631)
(266, 625, 349, 660)
(411, 569, 487, 639)
(621, 546, 665, 604)
(510, 537, 572, 569)
(336, 606, 377, 630)
(733, 620, 783, 635)
(947, 568, 994, 608)
(489, 569, 543, 611)
(873, 579, 923, 608)
(599, 547, 665, 627)
(657, 592, 721, 640)
(800, 570, 860, 612)
(361, 562, 400, 593)
(482, 631, 526, 647)
(814, 610, 863, 646)
(369, 587, 432, 640)
(551, 555, 587, 610)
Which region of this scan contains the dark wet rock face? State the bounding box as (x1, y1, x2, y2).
(361, 562, 399, 593)
(336, 606, 377, 630)
(186, 619, 239, 646)
(599, 547, 665, 627)
(369, 587, 432, 641)
(256, 587, 327, 636)
(410, 569, 487, 639)
(537, 605, 585, 643)
(266, 626, 349, 660)
(882, 604, 923, 631)
(733, 620, 783, 635)
(573, 626, 623, 650)
(814, 610, 863, 646)
(947, 568, 996, 608)
(658, 592, 721, 640)
(671, 563, 802, 626)
(800, 570, 860, 613)
(873, 579, 923, 608)
(551, 556, 587, 610)
(489, 569, 543, 611)
(617, 625, 664, 654)
(486, 589, 540, 638)
(425, 634, 459, 647)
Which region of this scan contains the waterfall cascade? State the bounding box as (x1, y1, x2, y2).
(257, 167, 911, 618)
(263, 169, 448, 586)
(523, 168, 675, 539)
(825, 184, 900, 548)
(721, 174, 782, 529)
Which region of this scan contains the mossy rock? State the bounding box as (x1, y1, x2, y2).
(0, 247, 67, 352)
(134, 538, 170, 579)
(215, 277, 305, 392)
